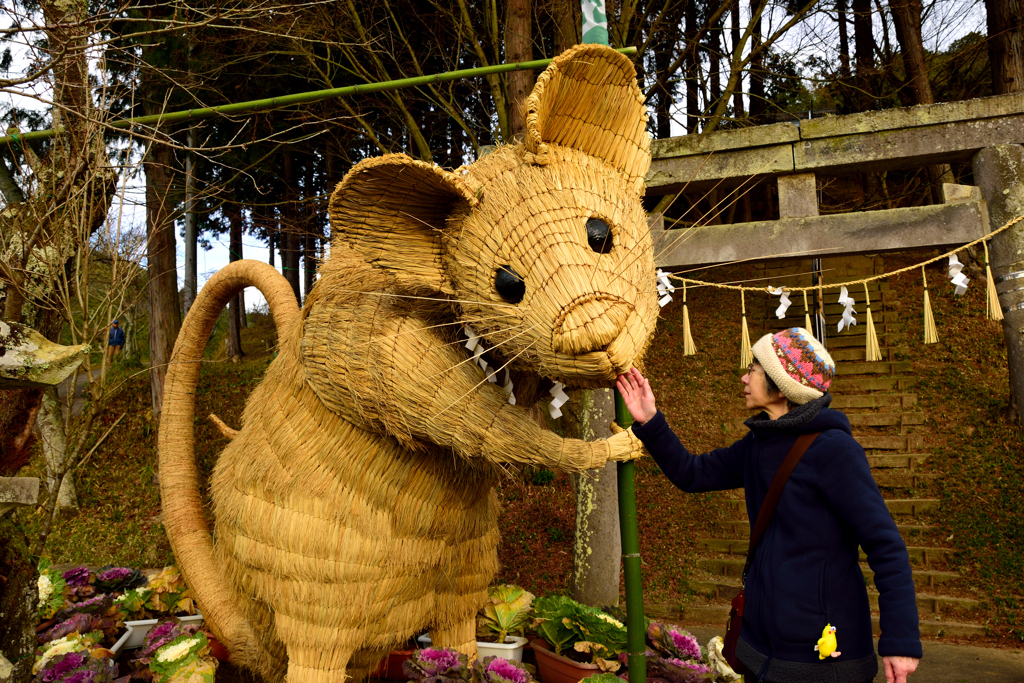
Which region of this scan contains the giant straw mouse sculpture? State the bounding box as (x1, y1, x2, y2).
(158, 44, 660, 683)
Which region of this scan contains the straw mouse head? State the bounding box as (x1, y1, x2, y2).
(329, 45, 658, 389)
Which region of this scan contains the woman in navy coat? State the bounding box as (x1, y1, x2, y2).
(617, 327, 921, 683)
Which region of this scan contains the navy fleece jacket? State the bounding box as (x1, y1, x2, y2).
(632, 399, 922, 678)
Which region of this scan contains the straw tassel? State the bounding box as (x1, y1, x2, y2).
(803, 290, 813, 335)
(984, 242, 1004, 321)
(739, 290, 753, 368)
(863, 283, 881, 362)
(922, 266, 939, 344)
(682, 282, 696, 356)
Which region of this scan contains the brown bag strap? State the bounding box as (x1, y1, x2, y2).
(741, 431, 821, 585)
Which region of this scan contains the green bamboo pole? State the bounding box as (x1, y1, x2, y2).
(582, 2, 647, 681)
(0, 47, 636, 148)
(615, 391, 646, 683)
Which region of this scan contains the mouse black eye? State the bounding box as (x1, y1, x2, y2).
(586, 218, 613, 254)
(495, 265, 525, 304)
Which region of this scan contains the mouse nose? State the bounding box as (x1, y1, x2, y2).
(552, 295, 632, 355)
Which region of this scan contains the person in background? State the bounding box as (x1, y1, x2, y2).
(616, 327, 921, 683)
(106, 319, 125, 361)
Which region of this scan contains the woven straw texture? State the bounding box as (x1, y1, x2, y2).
(159, 44, 656, 683)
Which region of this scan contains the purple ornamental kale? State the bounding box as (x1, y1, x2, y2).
(41, 652, 90, 682)
(62, 568, 91, 588)
(94, 567, 145, 593)
(55, 594, 113, 620)
(473, 657, 533, 683)
(35, 650, 117, 683)
(140, 620, 200, 657)
(667, 630, 701, 661)
(39, 615, 95, 644)
(402, 647, 473, 683)
(660, 658, 713, 683)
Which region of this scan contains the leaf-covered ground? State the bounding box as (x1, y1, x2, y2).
(13, 254, 1023, 643)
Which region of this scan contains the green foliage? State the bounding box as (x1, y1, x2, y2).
(37, 558, 68, 620)
(148, 632, 216, 683)
(531, 469, 555, 486)
(579, 675, 621, 683)
(530, 595, 627, 664)
(477, 584, 534, 644)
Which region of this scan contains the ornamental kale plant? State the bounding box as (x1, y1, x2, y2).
(140, 620, 201, 659)
(149, 632, 216, 683)
(477, 585, 534, 644)
(472, 656, 534, 683)
(33, 649, 118, 683)
(94, 567, 145, 593)
(402, 647, 473, 683)
(531, 595, 627, 664)
(647, 623, 702, 662)
(62, 568, 91, 588)
(38, 559, 69, 620)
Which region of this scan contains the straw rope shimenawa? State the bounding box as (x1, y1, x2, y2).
(158, 44, 659, 683)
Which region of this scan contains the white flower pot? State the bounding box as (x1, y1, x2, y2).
(416, 634, 529, 662)
(117, 613, 204, 651)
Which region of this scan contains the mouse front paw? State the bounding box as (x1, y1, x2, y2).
(606, 426, 644, 463)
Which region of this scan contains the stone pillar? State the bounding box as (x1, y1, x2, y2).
(563, 387, 621, 608)
(973, 145, 1024, 423)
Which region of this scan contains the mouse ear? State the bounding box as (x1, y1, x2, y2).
(329, 154, 478, 294)
(523, 44, 651, 192)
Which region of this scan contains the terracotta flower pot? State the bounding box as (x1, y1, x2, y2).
(371, 649, 415, 679)
(531, 639, 600, 683)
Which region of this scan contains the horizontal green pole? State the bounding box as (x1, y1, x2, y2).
(0, 47, 637, 147)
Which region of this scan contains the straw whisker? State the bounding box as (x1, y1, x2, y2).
(431, 337, 540, 419)
(427, 322, 540, 381)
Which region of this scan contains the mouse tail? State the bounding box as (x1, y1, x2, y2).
(158, 259, 299, 665)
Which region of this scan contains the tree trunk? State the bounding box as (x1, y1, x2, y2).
(549, 0, 581, 53)
(563, 388, 621, 608)
(144, 134, 181, 419)
(36, 386, 78, 514)
(0, 389, 42, 474)
(731, 0, 745, 117)
(838, 0, 851, 77)
(0, 515, 37, 683)
(505, 0, 533, 140)
(685, 0, 700, 132)
(281, 151, 301, 303)
(749, 0, 766, 121)
(227, 205, 244, 360)
(183, 128, 197, 314)
(654, 29, 674, 138)
(889, 0, 953, 201)
(708, 16, 723, 113)
(853, 0, 875, 109)
(986, 0, 1024, 94)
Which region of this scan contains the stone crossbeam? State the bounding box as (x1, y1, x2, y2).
(647, 91, 1024, 192)
(653, 200, 989, 269)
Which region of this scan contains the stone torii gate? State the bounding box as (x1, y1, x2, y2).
(645, 91, 1024, 423)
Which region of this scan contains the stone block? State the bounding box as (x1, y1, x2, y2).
(778, 173, 818, 218)
(652, 201, 988, 269)
(0, 321, 89, 389)
(0, 477, 40, 517)
(942, 183, 982, 203)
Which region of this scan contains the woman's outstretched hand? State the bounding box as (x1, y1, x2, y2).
(615, 368, 657, 426)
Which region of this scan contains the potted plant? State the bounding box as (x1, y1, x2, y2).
(473, 655, 536, 683)
(417, 584, 535, 663)
(402, 646, 475, 683)
(607, 623, 740, 683)
(529, 596, 627, 683)
(475, 585, 535, 661)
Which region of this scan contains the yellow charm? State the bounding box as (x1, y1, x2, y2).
(814, 623, 841, 659)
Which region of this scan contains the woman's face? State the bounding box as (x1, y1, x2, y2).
(742, 361, 777, 412)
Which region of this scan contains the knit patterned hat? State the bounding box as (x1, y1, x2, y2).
(751, 327, 835, 405)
